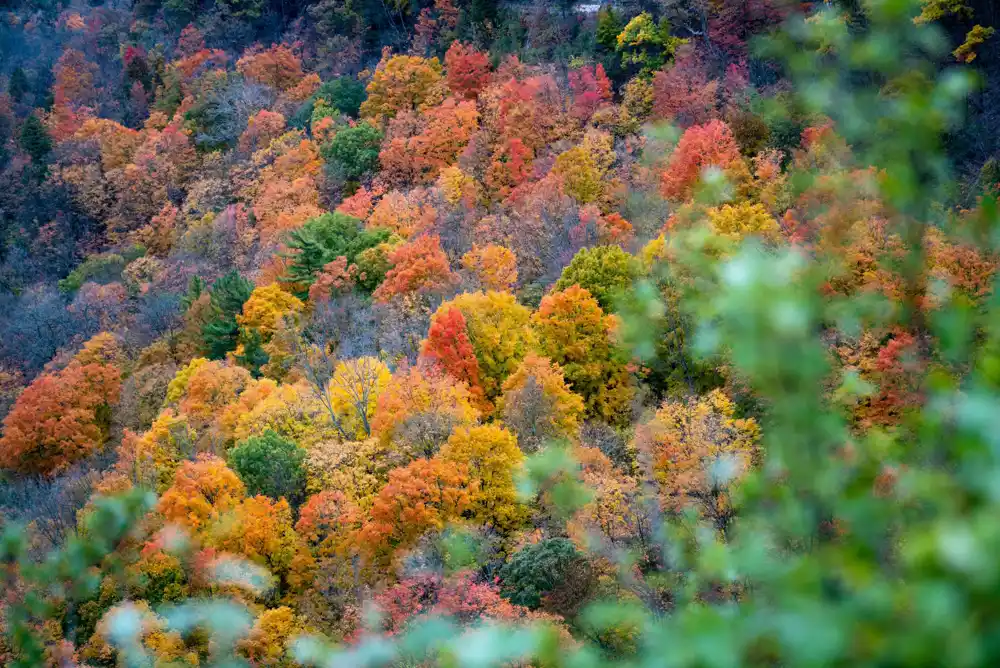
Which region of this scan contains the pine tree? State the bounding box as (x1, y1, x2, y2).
(201, 270, 253, 359)
(8, 67, 29, 102)
(235, 327, 269, 378)
(180, 275, 205, 311)
(19, 114, 51, 165)
(282, 212, 390, 297)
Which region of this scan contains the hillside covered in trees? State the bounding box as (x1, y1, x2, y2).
(4, 0, 1000, 665)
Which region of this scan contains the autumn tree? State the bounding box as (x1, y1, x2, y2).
(532, 285, 633, 425)
(372, 234, 457, 303)
(484, 137, 534, 200)
(419, 306, 487, 409)
(568, 445, 649, 551)
(460, 244, 518, 292)
(440, 425, 525, 533)
(209, 495, 313, 593)
(660, 119, 749, 201)
(236, 43, 305, 91)
(238, 110, 286, 153)
(217, 377, 320, 445)
(240, 606, 300, 666)
(250, 134, 324, 245)
(295, 490, 364, 558)
(421, 291, 534, 408)
(115, 410, 194, 492)
(304, 437, 401, 508)
(568, 64, 612, 122)
(371, 571, 558, 636)
(308, 257, 358, 302)
(378, 97, 479, 185)
(492, 74, 568, 154)
(53, 48, 98, 109)
(83, 602, 193, 666)
(371, 364, 480, 458)
(498, 353, 585, 452)
(73, 117, 142, 171)
(366, 189, 437, 238)
(360, 54, 446, 122)
(157, 454, 247, 532)
(238, 284, 306, 340)
(651, 45, 719, 127)
(637, 389, 760, 533)
(551, 144, 609, 206)
(444, 42, 491, 99)
(358, 457, 474, 564)
(554, 245, 640, 312)
(172, 360, 253, 441)
(0, 361, 121, 475)
(571, 206, 635, 249)
(298, 356, 392, 440)
(708, 0, 788, 57)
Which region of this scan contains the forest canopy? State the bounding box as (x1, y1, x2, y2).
(4, 0, 1000, 666)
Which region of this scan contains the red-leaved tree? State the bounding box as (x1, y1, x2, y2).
(660, 119, 747, 201)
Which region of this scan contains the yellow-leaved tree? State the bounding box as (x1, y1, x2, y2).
(439, 424, 526, 533)
(637, 389, 760, 533)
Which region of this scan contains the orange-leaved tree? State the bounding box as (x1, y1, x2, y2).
(498, 353, 585, 452)
(236, 43, 305, 91)
(531, 285, 633, 425)
(372, 234, 457, 303)
(371, 364, 480, 457)
(157, 454, 247, 532)
(295, 490, 365, 559)
(208, 495, 314, 594)
(0, 361, 121, 475)
(358, 457, 474, 564)
(378, 97, 479, 185)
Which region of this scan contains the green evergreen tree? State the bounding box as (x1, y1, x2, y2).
(180, 275, 205, 311)
(499, 538, 584, 609)
(8, 67, 29, 102)
(316, 76, 367, 118)
(595, 5, 622, 51)
(282, 212, 391, 298)
(235, 327, 270, 378)
(201, 270, 253, 359)
(19, 114, 51, 165)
